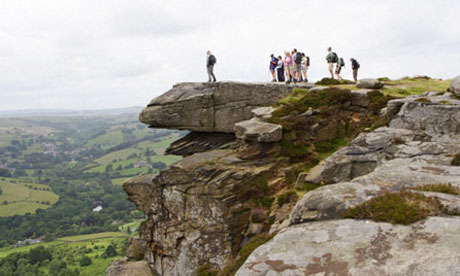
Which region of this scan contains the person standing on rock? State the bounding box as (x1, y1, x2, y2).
(276, 56, 285, 82)
(301, 53, 309, 82)
(350, 58, 360, 82)
(269, 54, 278, 82)
(326, 47, 338, 79)
(292, 49, 302, 83)
(206, 50, 217, 82)
(284, 51, 293, 84)
(335, 57, 345, 81)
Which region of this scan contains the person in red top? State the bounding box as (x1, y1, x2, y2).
(284, 51, 293, 83)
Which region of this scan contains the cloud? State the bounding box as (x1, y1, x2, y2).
(0, 0, 459, 111)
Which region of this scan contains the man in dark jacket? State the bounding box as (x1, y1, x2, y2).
(206, 50, 217, 82)
(350, 58, 360, 82)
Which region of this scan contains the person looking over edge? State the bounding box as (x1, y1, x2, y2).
(269, 54, 278, 82)
(335, 57, 345, 81)
(350, 58, 360, 82)
(292, 48, 302, 82)
(276, 56, 285, 82)
(284, 51, 293, 84)
(206, 50, 217, 82)
(326, 47, 338, 79)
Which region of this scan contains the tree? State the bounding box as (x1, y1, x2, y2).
(104, 244, 117, 258)
(79, 256, 92, 267)
(49, 259, 67, 276)
(0, 168, 12, 177)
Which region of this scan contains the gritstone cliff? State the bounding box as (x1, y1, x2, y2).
(108, 77, 460, 276)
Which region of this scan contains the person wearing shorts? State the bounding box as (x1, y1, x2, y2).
(301, 53, 308, 82)
(284, 51, 293, 83)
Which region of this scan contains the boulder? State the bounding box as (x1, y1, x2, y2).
(451, 75, 460, 97)
(351, 89, 373, 107)
(126, 238, 148, 261)
(236, 217, 460, 276)
(106, 258, 152, 276)
(251, 106, 275, 120)
(139, 82, 292, 133)
(357, 78, 384, 89)
(234, 118, 282, 143)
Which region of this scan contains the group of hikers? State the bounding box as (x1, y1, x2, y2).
(205, 47, 361, 83)
(269, 47, 360, 83)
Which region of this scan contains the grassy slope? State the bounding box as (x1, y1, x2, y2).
(0, 178, 59, 216)
(0, 232, 129, 276)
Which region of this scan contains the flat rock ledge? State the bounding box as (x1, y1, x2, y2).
(236, 217, 460, 276)
(139, 81, 311, 133)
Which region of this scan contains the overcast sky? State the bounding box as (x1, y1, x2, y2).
(1, 0, 459, 111)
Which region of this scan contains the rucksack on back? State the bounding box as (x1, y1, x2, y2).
(209, 55, 217, 65)
(331, 52, 338, 63)
(306, 56, 310, 66)
(294, 53, 302, 64)
(339, 57, 345, 67)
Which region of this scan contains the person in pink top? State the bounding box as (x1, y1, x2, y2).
(284, 51, 293, 83)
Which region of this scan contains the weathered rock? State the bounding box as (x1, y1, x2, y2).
(234, 118, 282, 143)
(126, 238, 148, 261)
(236, 217, 460, 276)
(165, 132, 236, 156)
(295, 162, 324, 188)
(106, 257, 153, 276)
(451, 75, 460, 97)
(251, 106, 275, 120)
(351, 89, 373, 107)
(357, 78, 383, 89)
(139, 82, 293, 133)
(389, 94, 460, 136)
(123, 147, 276, 276)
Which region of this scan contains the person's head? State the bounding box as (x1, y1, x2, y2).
(293, 48, 297, 53)
(328, 47, 332, 52)
(207, 50, 211, 55)
(270, 54, 274, 58)
(350, 58, 353, 62)
(301, 53, 305, 57)
(286, 52, 291, 56)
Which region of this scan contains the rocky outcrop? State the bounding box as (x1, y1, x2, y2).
(236, 217, 460, 276)
(139, 82, 309, 133)
(238, 92, 460, 275)
(106, 258, 153, 276)
(357, 78, 383, 89)
(451, 75, 460, 97)
(234, 118, 282, 142)
(122, 145, 278, 275)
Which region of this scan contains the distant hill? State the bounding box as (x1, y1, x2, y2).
(0, 106, 144, 118)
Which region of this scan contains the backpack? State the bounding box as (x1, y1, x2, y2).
(294, 53, 302, 64)
(331, 52, 338, 63)
(306, 56, 310, 66)
(339, 58, 345, 67)
(209, 55, 216, 65)
(352, 59, 360, 69)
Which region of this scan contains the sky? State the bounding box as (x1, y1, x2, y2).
(0, 0, 459, 111)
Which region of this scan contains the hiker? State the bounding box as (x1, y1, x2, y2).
(325, 47, 338, 79)
(206, 50, 217, 82)
(292, 49, 302, 82)
(301, 53, 310, 82)
(276, 56, 285, 82)
(350, 58, 360, 82)
(335, 57, 345, 80)
(269, 54, 278, 82)
(284, 51, 293, 83)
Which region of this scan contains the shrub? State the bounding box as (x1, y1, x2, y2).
(344, 190, 443, 225)
(277, 190, 299, 207)
(79, 255, 92, 267)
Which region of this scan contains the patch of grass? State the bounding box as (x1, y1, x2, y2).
(279, 140, 312, 161)
(378, 77, 391, 82)
(315, 78, 354, 86)
(296, 182, 321, 192)
(439, 100, 452, 105)
(219, 233, 274, 276)
(197, 264, 218, 276)
(57, 232, 128, 242)
(315, 138, 348, 160)
(259, 197, 274, 209)
(277, 190, 299, 207)
(452, 153, 460, 166)
(344, 190, 443, 225)
(415, 97, 432, 103)
(382, 78, 450, 98)
(412, 183, 460, 195)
